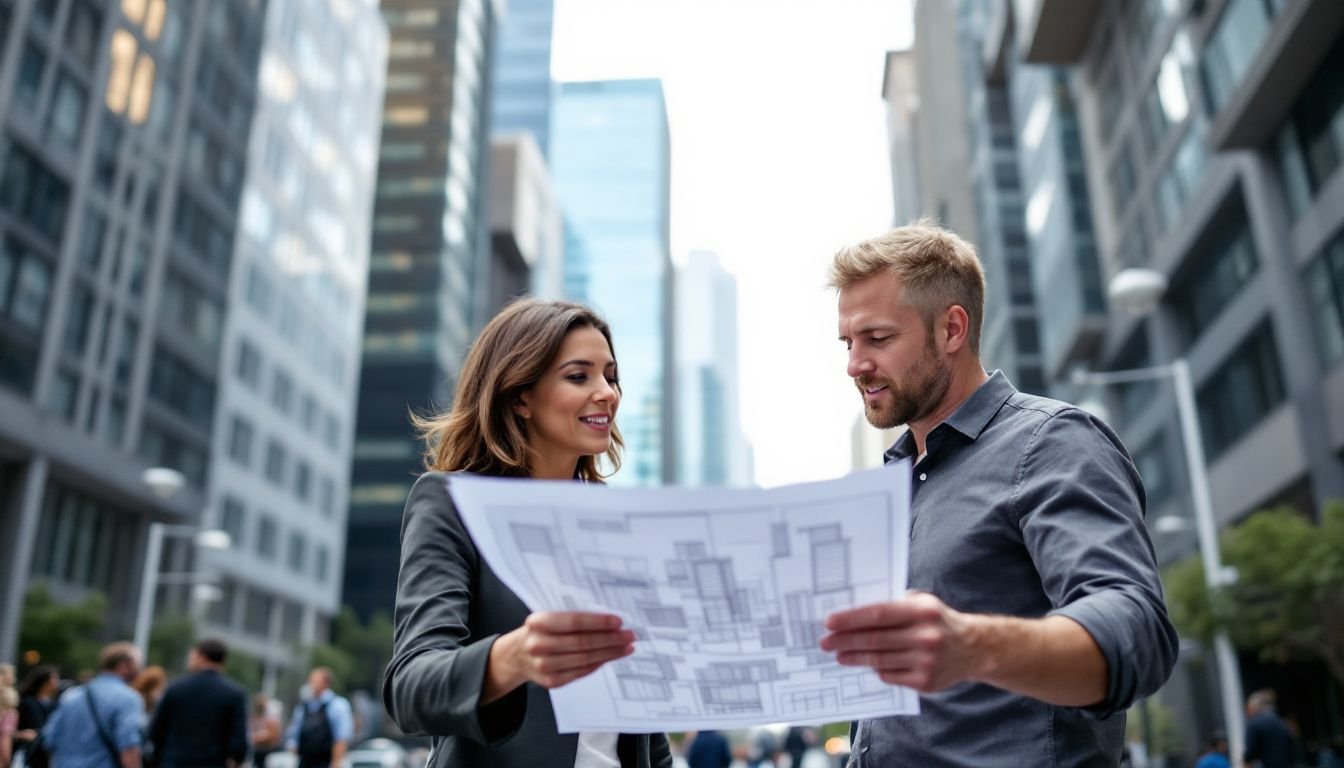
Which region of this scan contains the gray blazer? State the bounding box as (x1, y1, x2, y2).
(383, 471, 674, 768)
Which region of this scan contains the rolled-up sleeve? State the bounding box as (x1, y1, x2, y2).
(1012, 407, 1179, 717)
(381, 471, 527, 744)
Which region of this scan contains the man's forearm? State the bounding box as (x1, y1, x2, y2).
(332, 741, 348, 767)
(967, 614, 1107, 707)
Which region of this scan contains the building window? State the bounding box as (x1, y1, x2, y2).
(227, 414, 254, 467)
(49, 70, 87, 147)
(63, 0, 104, 69)
(293, 460, 311, 502)
(255, 515, 278, 560)
(235, 337, 262, 390)
(219, 496, 246, 548)
(159, 271, 222, 352)
(1199, 0, 1275, 116)
(286, 531, 306, 573)
(244, 588, 273, 637)
(263, 439, 286, 485)
(318, 477, 335, 518)
(0, 139, 71, 245)
(1169, 197, 1258, 340)
(271, 368, 293, 415)
(315, 545, 330, 581)
(14, 42, 46, 113)
(1108, 137, 1137, 221)
(1155, 123, 1207, 233)
(0, 237, 52, 332)
(1303, 228, 1344, 369)
(300, 394, 317, 433)
(147, 347, 215, 429)
(1197, 321, 1285, 459)
(1132, 434, 1173, 510)
(1273, 33, 1344, 219)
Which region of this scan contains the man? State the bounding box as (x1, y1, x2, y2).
(684, 729, 731, 768)
(41, 642, 146, 768)
(1195, 730, 1230, 768)
(285, 668, 352, 768)
(818, 221, 1177, 766)
(146, 638, 249, 767)
(1244, 689, 1296, 768)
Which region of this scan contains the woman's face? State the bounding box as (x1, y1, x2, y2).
(43, 673, 59, 697)
(517, 325, 620, 478)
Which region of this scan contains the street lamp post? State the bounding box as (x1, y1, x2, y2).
(1072, 268, 1247, 762)
(133, 467, 230, 653)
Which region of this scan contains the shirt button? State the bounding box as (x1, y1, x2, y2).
(918, 472, 927, 481)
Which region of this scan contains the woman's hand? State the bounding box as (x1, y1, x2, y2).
(483, 611, 636, 704)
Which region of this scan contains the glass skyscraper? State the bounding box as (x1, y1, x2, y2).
(552, 79, 674, 486)
(490, 0, 553, 159)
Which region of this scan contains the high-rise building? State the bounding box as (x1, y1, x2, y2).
(675, 250, 752, 487)
(552, 79, 674, 486)
(881, 49, 921, 227)
(489, 0, 553, 159)
(488, 0, 561, 299)
(908, 0, 1047, 393)
(344, 0, 501, 621)
(0, 0, 266, 662)
(974, 0, 1344, 752)
(199, 0, 386, 688)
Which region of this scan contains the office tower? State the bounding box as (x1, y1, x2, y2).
(552, 79, 675, 486)
(344, 0, 500, 621)
(0, 0, 266, 661)
(488, 134, 560, 309)
(676, 250, 752, 487)
(199, 0, 386, 687)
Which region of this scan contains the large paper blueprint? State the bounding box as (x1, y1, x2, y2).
(446, 464, 917, 732)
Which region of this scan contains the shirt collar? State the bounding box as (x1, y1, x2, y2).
(884, 370, 1016, 462)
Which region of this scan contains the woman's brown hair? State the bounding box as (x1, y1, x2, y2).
(413, 298, 624, 481)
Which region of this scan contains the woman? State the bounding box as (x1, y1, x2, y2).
(383, 299, 672, 768)
(248, 693, 282, 768)
(13, 666, 58, 756)
(131, 665, 166, 714)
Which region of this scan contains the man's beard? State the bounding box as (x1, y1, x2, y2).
(858, 339, 951, 430)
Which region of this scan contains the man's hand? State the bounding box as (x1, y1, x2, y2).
(484, 611, 635, 704)
(820, 592, 1108, 707)
(819, 591, 984, 692)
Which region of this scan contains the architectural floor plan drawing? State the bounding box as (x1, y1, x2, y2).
(447, 464, 918, 732)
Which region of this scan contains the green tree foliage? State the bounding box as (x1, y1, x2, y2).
(1165, 502, 1344, 687)
(147, 613, 197, 674)
(18, 585, 106, 675)
(309, 607, 393, 695)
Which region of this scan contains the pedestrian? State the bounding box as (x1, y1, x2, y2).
(817, 221, 1177, 765)
(685, 730, 732, 768)
(249, 693, 283, 768)
(1244, 689, 1296, 768)
(130, 667, 166, 716)
(285, 667, 352, 768)
(2, 685, 19, 768)
(146, 639, 248, 768)
(382, 299, 673, 767)
(1195, 730, 1230, 768)
(38, 642, 146, 768)
(13, 666, 58, 761)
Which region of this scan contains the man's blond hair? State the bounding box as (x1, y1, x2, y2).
(828, 219, 987, 354)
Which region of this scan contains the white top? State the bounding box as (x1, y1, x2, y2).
(574, 731, 621, 767)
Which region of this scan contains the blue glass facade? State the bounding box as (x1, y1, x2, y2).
(552, 80, 673, 486)
(489, 0, 554, 159)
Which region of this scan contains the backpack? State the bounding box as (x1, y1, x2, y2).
(296, 699, 334, 763)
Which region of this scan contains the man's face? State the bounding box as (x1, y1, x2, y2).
(838, 273, 951, 430)
(308, 670, 328, 696)
(118, 653, 142, 683)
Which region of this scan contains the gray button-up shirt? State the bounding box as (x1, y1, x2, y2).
(850, 371, 1177, 768)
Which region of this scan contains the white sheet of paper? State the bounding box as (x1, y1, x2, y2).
(446, 464, 918, 733)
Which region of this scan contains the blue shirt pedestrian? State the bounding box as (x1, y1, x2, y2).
(42, 673, 145, 768)
(284, 689, 353, 751)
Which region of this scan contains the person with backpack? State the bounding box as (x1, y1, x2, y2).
(284, 668, 351, 768)
(38, 642, 145, 768)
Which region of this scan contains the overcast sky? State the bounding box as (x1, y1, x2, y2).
(552, 0, 915, 487)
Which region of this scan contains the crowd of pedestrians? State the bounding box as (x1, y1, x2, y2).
(0, 640, 352, 768)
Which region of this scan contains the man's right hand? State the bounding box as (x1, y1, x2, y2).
(484, 612, 635, 704)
